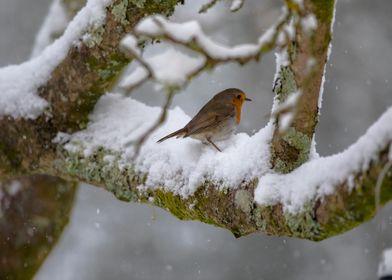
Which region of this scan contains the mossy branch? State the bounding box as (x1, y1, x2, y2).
(0, 0, 391, 243)
(50, 138, 392, 241)
(271, 0, 336, 173)
(0, 0, 184, 179)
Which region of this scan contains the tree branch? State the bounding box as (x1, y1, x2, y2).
(0, 176, 77, 279)
(1, 0, 392, 243)
(0, 0, 183, 179)
(50, 105, 392, 240)
(270, 0, 335, 173)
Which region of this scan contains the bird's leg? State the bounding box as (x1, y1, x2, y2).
(206, 138, 222, 152)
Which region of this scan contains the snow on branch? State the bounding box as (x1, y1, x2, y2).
(2, 0, 392, 241)
(199, 0, 245, 14)
(54, 92, 392, 239)
(256, 107, 392, 212)
(0, 0, 111, 119)
(120, 8, 292, 92)
(117, 6, 293, 150)
(58, 93, 273, 196)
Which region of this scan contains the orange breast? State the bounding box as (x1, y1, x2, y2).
(233, 101, 243, 124)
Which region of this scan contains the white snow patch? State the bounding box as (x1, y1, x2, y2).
(301, 14, 317, 34)
(63, 93, 273, 196)
(292, 0, 303, 8)
(255, 107, 392, 213)
(0, 0, 111, 119)
(146, 49, 205, 85)
(272, 90, 302, 132)
(121, 35, 205, 87)
(120, 65, 149, 89)
(279, 112, 294, 132)
(230, 0, 244, 12)
(7, 181, 22, 196)
(121, 35, 141, 56)
(379, 248, 392, 277)
(135, 15, 278, 61)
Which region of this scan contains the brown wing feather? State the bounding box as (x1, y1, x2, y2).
(184, 98, 235, 137)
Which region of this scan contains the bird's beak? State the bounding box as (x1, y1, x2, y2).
(245, 97, 252, 101)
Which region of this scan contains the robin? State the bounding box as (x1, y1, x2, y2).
(157, 88, 251, 152)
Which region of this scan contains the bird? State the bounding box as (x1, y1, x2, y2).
(157, 88, 251, 152)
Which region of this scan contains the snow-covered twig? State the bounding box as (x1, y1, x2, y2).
(230, 0, 245, 12)
(120, 8, 292, 93)
(2, 0, 392, 242)
(199, 0, 245, 13)
(117, 7, 292, 147)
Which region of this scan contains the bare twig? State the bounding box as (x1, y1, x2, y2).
(199, 0, 220, 13)
(132, 90, 175, 158)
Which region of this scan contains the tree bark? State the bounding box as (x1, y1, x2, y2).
(0, 176, 77, 280)
(1, 0, 391, 242)
(271, 0, 335, 173)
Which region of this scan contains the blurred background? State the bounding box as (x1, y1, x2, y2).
(1, 0, 392, 279)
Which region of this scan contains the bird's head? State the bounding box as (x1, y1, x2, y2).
(213, 88, 251, 124)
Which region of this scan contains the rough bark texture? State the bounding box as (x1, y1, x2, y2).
(53, 143, 392, 240)
(271, 0, 335, 173)
(0, 0, 391, 244)
(0, 0, 183, 180)
(0, 176, 78, 280)
(0, 1, 182, 278)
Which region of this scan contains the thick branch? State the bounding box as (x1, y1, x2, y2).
(0, 176, 77, 279)
(1, 0, 391, 242)
(271, 0, 335, 173)
(0, 0, 183, 179)
(50, 117, 392, 240)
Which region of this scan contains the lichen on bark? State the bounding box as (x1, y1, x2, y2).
(271, 0, 335, 173)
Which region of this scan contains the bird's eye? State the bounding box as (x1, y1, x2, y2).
(237, 94, 242, 99)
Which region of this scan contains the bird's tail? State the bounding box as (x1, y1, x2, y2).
(157, 128, 187, 143)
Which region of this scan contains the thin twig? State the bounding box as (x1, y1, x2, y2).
(199, 0, 220, 13)
(119, 2, 296, 152)
(120, 8, 292, 95)
(132, 90, 175, 158)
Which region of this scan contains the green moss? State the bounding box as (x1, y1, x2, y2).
(318, 169, 392, 240)
(140, 0, 184, 16)
(130, 0, 147, 8)
(310, 0, 335, 23)
(274, 127, 311, 173)
(74, 52, 129, 127)
(154, 189, 192, 220)
(0, 142, 21, 175)
(152, 187, 223, 227)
